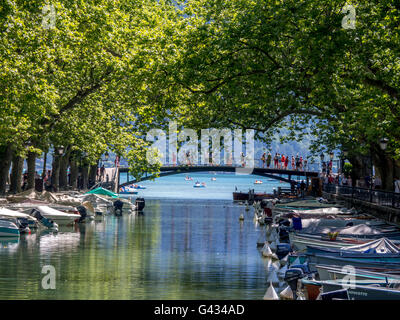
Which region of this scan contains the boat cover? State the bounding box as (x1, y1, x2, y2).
(36, 206, 80, 218)
(342, 238, 400, 254)
(85, 187, 118, 198)
(0, 207, 37, 220)
(301, 218, 382, 231)
(300, 223, 396, 236)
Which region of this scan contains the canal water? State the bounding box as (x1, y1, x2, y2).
(0, 173, 282, 299)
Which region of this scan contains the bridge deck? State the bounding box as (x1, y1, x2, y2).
(118, 165, 318, 187)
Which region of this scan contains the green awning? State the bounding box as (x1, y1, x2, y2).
(85, 187, 119, 198)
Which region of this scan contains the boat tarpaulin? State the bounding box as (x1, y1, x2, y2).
(85, 187, 119, 198)
(341, 238, 400, 254)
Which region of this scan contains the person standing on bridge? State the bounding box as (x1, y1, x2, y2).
(240, 152, 245, 167)
(274, 153, 279, 169)
(261, 153, 266, 168)
(291, 156, 295, 170)
(281, 154, 285, 170)
(267, 152, 272, 168)
(295, 154, 300, 171)
(284, 155, 289, 170)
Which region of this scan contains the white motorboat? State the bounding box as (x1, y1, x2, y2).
(0, 219, 20, 237)
(33, 206, 80, 225)
(0, 207, 38, 228)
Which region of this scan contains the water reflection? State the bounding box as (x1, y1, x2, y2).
(0, 200, 267, 299)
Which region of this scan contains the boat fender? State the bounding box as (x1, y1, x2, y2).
(263, 282, 279, 300)
(279, 286, 294, 300)
(262, 244, 273, 257)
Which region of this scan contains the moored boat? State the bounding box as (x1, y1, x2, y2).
(193, 182, 205, 188)
(304, 278, 400, 300)
(32, 206, 80, 225)
(0, 219, 20, 237)
(306, 238, 400, 262)
(119, 186, 138, 194)
(0, 207, 38, 229)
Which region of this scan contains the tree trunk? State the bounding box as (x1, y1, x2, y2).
(349, 155, 369, 187)
(51, 154, 61, 192)
(9, 154, 23, 194)
(372, 143, 395, 191)
(69, 159, 78, 189)
(59, 151, 70, 191)
(81, 164, 89, 190)
(42, 151, 47, 179)
(27, 151, 36, 190)
(88, 162, 98, 189)
(0, 144, 13, 195)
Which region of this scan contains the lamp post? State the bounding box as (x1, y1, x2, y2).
(329, 152, 335, 173)
(379, 138, 393, 193)
(320, 153, 325, 173)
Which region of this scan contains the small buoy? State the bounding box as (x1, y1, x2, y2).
(279, 286, 294, 300)
(239, 214, 244, 221)
(263, 282, 279, 300)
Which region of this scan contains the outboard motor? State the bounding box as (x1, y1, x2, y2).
(113, 199, 124, 216)
(277, 218, 291, 242)
(284, 268, 304, 300)
(77, 206, 87, 223)
(276, 243, 292, 259)
(30, 209, 58, 231)
(135, 197, 145, 213)
(16, 218, 30, 234)
(264, 217, 273, 225)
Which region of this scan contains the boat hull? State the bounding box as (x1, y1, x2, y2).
(0, 220, 20, 237)
(308, 254, 400, 271)
(321, 281, 400, 300)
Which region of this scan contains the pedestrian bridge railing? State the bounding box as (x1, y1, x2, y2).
(323, 183, 400, 209)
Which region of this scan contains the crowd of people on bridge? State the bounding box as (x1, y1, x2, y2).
(173, 150, 309, 170)
(260, 152, 308, 171)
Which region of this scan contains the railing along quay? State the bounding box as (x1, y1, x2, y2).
(323, 183, 400, 209)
